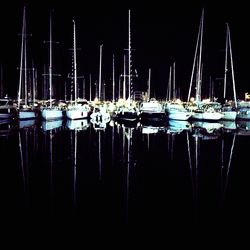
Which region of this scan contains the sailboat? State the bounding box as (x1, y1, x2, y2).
(66, 20, 90, 120)
(139, 69, 166, 122)
(115, 10, 140, 123)
(90, 46, 111, 125)
(187, 9, 223, 121)
(0, 98, 16, 120)
(165, 63, 191, 120)
(221, 23, 237, 120)
(0, 62, 16, 120)
(17, 6, 38, 120)
(41, 11, 63, 120)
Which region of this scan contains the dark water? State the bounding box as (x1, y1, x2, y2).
(1, 118, 250, 237)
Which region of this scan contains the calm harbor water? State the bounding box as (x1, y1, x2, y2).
(1, 118, 250, 231)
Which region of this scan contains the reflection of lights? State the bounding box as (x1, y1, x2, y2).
(190, 97, 195, 102)
(109, 120, 115, 127)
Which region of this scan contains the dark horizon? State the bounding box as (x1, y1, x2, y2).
(0, 0, 249, 100)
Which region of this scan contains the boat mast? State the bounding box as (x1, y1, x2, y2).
(196, 9, 204, 103)
(223, 23, 229, 100)
(112, 54, 115, 102)
(32, 62, 35, 104)
(18, 6, 26, 108)
(168, 65, 172, 101)
(123, 54, 126, 100)
(24, 8, 28, 106)
(89, 74, 92, 101)
(128, 9, 131, 102)
(187, 9, 203, 102)
(173, 62, 176, 100)
(227, 24, 237, 108)
(98, 44, 103, 101)
(49, 11, 53, 108)
(73, 20, 77, 104)
(147, 68, 151, 101)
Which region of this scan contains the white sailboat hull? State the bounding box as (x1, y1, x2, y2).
(18, 110, 37, 120)
(168, 111, 191, 120)
(191, 111, 223, 121)
(221, 111, 237, 120)
(42, 109, 63, 120)
(66, 109, 89, 120)
(166, 103, 191, 120)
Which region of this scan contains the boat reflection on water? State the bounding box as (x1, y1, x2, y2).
(192, 121, 223, 140)
(220, 133, 236, 205)
(91, 119, 108, 131)
(118, 124, 137, 224)
(18, 118, 36, 129)
(41, 119, 63, 131)
(220, 120, 237, 132)
(0, 119, 17, 137)
(18, 122, 39, 210)
(166, 120, 192, 134)
(3, 113, 249, 227)
(192, 121, 223, 132)
(115, 118, 140, 129)
(66, 118, 90, 131)
(236, 120, 250, 136)
(140, 118, 166, 134)
(69, 129, 78, 208)
(141, 126, 162, 134)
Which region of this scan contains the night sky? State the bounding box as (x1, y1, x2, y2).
(0, 0, 249, 100)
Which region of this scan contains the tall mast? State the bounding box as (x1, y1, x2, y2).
(32, 62, 35, 104)
(18, 6, 26, 108)
(24, 8, 28, 106)
(187, 9, 203, 102)
(168, 65, 172, 101)
(89, 74, 92, 101)
(123, 54, 126, 100)
(196, 9, 204, 103)
(112, 54, 115, 102)
(49, 11, 53, 108)
(73, 20, 77, 104)
(147, 68, 151, 101)
(128, 9, 131, 102)
(98, 44, 103, 101)
(173, 62, 176, 100)
(227, 24, 237, 108)
(118, 75, 121, 99)
(223, 23, 229, 99)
